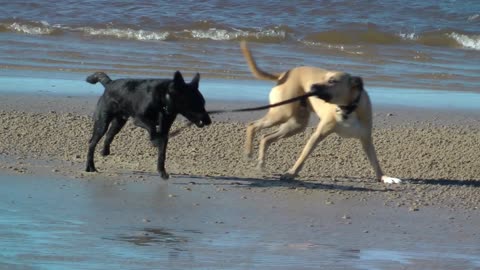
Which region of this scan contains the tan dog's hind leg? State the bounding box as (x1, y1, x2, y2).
(360, 136, 402, 184)
(245, 113, 287, 159)
(257, 116, 308, 170)
(281, 119, 335, 180)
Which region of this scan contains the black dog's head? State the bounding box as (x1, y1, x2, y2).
(166, 71, 211, 127)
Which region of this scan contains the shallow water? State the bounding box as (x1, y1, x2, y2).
(1, 174, 479, 269)
(1, 76, 479, 111)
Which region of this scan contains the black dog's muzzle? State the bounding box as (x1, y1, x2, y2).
(193, 114, 211, 128)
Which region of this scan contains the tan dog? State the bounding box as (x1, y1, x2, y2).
(241, 41, 401, 184)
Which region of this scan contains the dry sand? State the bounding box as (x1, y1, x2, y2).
(1, 93, 480, 212)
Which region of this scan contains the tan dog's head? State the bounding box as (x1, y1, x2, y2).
(310, 72, 364, 106)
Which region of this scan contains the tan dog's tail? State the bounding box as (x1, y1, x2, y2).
(240, 41, 280, 81)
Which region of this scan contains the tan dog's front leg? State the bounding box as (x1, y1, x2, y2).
(360, 136, 401, 184)
(281, 121, 333, 180)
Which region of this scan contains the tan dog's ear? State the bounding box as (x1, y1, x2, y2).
(350, 76, 364, 92)
(345, 76, 364, 106)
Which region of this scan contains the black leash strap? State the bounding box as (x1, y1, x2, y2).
(172, 88, 362, 136)
(172, 91, 315, 137)
(207, 91, 315, 115)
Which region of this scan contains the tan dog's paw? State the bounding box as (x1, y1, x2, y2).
(381, 175, 402, 184)
(280, 172, 296, 181)
(255, 161, 265, 172)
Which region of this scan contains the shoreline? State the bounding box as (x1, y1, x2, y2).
(1, 90, 480, 126)
(2, 75, 480, 111)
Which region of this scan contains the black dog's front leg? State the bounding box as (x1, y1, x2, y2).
(156, 113, 176, 179)
(133, 117, 162, 147)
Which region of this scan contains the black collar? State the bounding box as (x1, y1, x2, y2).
(338, 90, 362, 120)
(163, 91, 175, 115)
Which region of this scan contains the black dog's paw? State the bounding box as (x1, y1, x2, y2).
(151, 139, 161, 147)
(160, 171, 169, 180)
(85, 167, 97, 172)
(101, 148, 110, 157)
(85, 165, 97, 172)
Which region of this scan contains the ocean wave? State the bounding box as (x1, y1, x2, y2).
(400, 31, 480, 51)
(467, 14, 479, 21)
(1, 20, 56, 35)
(303, 28, 480, 51)
(0, 19, 285, 42)
(448, 32, 480, 50)
(301, 40, 364, 55)
(78, 27, 169, 41)
(0, 19, 169, 41)
(1, 19, 479, 51)
(188, 27, 286, 41)
(303, 28, 404, 46)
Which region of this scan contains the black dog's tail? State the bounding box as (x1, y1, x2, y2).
(86, 72, 112, 87)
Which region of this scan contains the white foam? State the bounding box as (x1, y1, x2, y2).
(301, 40, 364, 55)
(448, 32, 480, 50)
(467, 14, 479, 21)
(398, 32, 418, 40)
(7, 22, 54, 35)
(78, 27, 169, 41)
(190, 28, 238, 40)
(189, 28, 285, 41)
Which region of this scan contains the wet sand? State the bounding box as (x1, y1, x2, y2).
(1, 93, 480, 268)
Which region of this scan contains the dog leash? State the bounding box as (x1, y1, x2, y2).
(208, 88, 362, 118)
(170, 92, 313, 137)
(172, 89, 361, 136)
(207, 91, 316, 115)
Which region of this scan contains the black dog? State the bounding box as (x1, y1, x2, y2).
(85, 71, 211, 179)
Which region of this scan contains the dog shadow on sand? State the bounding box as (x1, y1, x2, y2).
(169, 173, 390, 192)
(405, 178, 480, 187)
(128, 171, 480, 191)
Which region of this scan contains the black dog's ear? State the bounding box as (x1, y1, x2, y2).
(190, 72, 200, 88)
(350, 76, 364, 92)
(173, 70, 186, 86)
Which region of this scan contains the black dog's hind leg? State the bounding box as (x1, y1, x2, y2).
(155, 114, 176, 180)
(101, 117, 127, 156)
(86, 112, 112, 172)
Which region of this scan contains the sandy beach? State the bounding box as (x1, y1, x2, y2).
(1, 90, 480, 268)
(1, 92, 480, 209)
